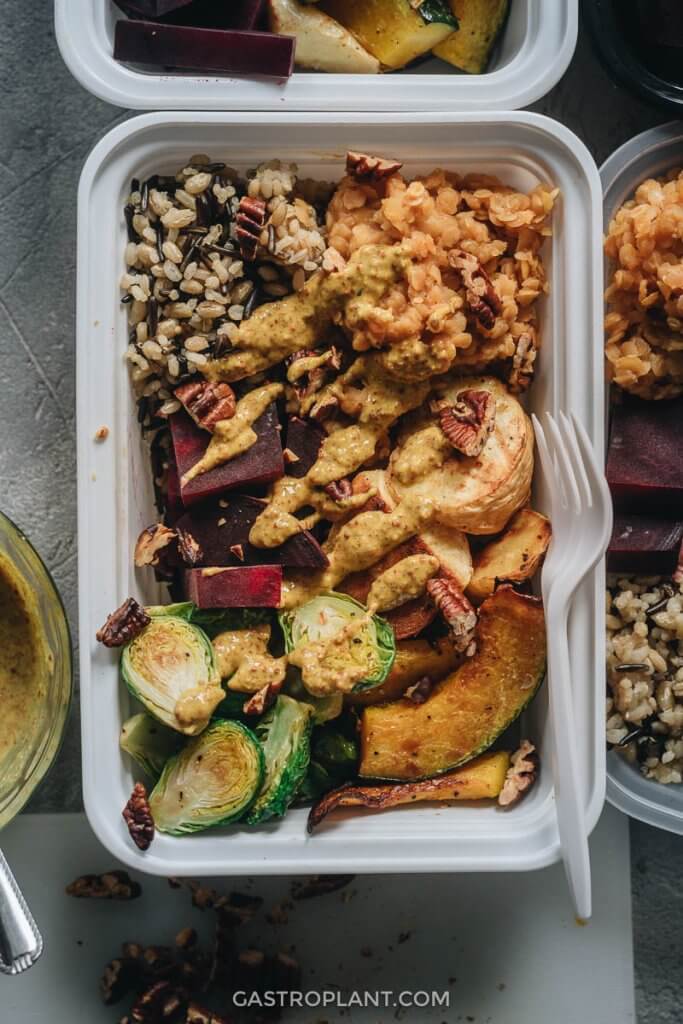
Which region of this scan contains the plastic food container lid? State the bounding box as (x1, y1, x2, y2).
(602, 120, 683, 836)
(55, 0, 577, 112)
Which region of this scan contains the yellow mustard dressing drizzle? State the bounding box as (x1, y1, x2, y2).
(287, 613, 374, 696)
(174, 684, 225, 728)
(181, 382, 283, 486)
(203, 244, 410, 383)
(366, 554, 440, 614)
(212, 626, 286, 694)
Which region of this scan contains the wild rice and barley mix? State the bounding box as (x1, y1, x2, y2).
(606, 576, 683, 784)
(604, 168, 683, 399)
(121, 157, 329, 427)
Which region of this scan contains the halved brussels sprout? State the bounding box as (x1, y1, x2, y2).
(149, 719, 264, 835)
(297, 714, 360, 802)
(280, 592, 395, 695)
(119, 712, 183, 778)
(121, 616, 222, 736)
(286, 675, 344, 723)
(245, 696, 313, 825)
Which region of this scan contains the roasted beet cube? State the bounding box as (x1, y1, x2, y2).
(114, 20, 295, 80)
(170, 405, 283, 507)
(185, 565, 282, 608)
(127, 0, 267, 30)
(607, 395, 683, 515)
(284, 417, 325, 479)
(113, 0, 193, 16)
(607, 514, 683, 575)
(164, 456, 185, 525)
(176, 495, 328, 569)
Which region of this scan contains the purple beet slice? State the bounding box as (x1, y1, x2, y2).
(170, 405, 284, 507)
(284, 417, 325, 479)
(185, 565, 282, 608)
(164, 456, 185, 525)
(114, 20, 295, 79)
(176, 495, 328, 569)
(607, 395, 683, 515)
(607, 514, 683, 575)
(127, 0, 267, 30)
(113, 0, 193, 17)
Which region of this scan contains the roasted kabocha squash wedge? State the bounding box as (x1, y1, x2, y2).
(319, 0, 457, 70)
(308, 750, 510, 830)
(346, 634, 462, 707)
(359, 586, 546, 781)
(433, 0, 509, 74)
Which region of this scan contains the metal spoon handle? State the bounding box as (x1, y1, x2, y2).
(0, 846, 42, 975)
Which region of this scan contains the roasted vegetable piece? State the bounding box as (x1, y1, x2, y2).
(245, 696, 313, 824)
(606, 395, 683, 515)
(359, 586, 546, 780)
(466, 508, 551, 604)
(280, 592, 396, 695)
(388, 377, 534, 536)
(119, 712, 184, 778)
(320, 0, 456, 69)
(113, 0, 192, 16)
(308, 749, 510, 829)
(121, 614, 223, 736)
(114, 21, 295, 80)
(268, 0, 380, 72)
(297, 715, 360, 801)
(607, 514, 683, 575)
(184, 565, 283, 609)
(124, 0, 267, 29)
(170, 406, 284, 507)
(149, 720, 264, 835)
(175, 496, 327, 570)
(433, 0, 509, 73)
(346, 634, 461, 706)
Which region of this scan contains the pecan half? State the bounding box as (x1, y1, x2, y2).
(134, 524, 177, 569)
(426, 577, 477, 654)
(97, 598, 150, 647)
(176, 526, 203, 567)
(129, 980, 184, 1023)
(508, 331, 537, 393)
(123, 782, 155, 851)
(498, 739, 540, 808)
(346, 151, 403, 184)
(66, 870, 141, 901)
(100, 957, 140, 1005)
(433, 388, 496, 457)
(174, 380, 236, 432)
(186, 1005, 231, 1024)
(449, 249, 502, 331)
(235, 195, 266, 261)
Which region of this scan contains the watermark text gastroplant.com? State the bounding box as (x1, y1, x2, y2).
(233, 989, 450, 1011)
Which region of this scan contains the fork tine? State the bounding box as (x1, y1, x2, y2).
(558, 411, 592, 509)
(531, 413, 555, 489)
(544, 412, 582, 515)
(570, 414, 613, 509)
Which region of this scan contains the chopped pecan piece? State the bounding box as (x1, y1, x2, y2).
(174, 380, 236, 432)
(426, 577, 477, 654)
(229, 543, 245, 562)
(186, 1005, 231, 1024)
(235, 195, 266, 261)
(449, 249, 502, 331)
(67, 870, 141, 901)
(134, 523, 177, 569)
(291, 874, 355, 900)
(286, 346, 342, 416)
(404, 675, 433, 705)
(242, 677, 283, 716)
(346, 151, 403, 184)
(433, 388, 496, 457)
(498, 740, 539, 808)
(100, 957, 140, 1005)
(122, 782, 155, 851)
(129, 980, 184, 1023)
(97, 598, 150, 648)
(508, 331, 537, 393)
(308, 392, 339, 423)
(324, 478, 353, 504)
(176, 526, 203, 566)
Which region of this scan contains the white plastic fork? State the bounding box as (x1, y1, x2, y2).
(531, 411, 612, 922)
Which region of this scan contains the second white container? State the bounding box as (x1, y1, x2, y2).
(77, 110, 604, 876)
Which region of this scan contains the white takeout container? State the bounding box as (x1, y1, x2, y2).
(77, 110, 604, 875)
(602, 122, 683, 836)
(56, 0, 577, 112)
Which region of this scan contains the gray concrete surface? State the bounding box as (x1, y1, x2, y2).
(0, 5, 681, 1020)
